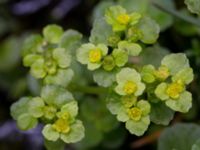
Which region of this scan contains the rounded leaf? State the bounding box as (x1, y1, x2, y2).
(10, 97, 31, 120)
(138, 16, 160, 44)
(44, 69, 74, 87)
(41, 85, 74, 108)
(158, 123, 200, 150)
(93, 69, 116, 87)
(150, 102, 174, 125)
(17, 113, 38, 130)
(43, 24, 64, 43)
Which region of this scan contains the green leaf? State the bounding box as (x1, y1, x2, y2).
(150, 102, 174, 125)
(41, 85, 74, 108)
(22, 34, 43, 56)
(44, 69, 74, 87)
(185, 0, 200, 15)
(52, 48, 71, 68)
(43, 24, 64, 43)
(137, 16, 160, 44)
(23, 54, 43, 67)
(76, 122, 103, 149)
(44, 139, 65, 150)
(10, 97, 31, 120)
(89, 17, 112, 45)
(158, 123, 200, 150)
(118, 41, 142, 56)
(112, 48, 128, 67)
(161, 53, 189, 75)
(59, 29, 82, 51)
(102, 127, 126, 149)
(166, 91, 192, 113)
(140, 45, 169, 68)
(192, 139, 200, 150)
(61, 120, 85, 143)
(148, 5, 173, 31)
(125, 116, 150, 136)
(118, 0, 149, 14)
(93, 69, 116, 87)
(28, 97, 45, 118)
(92, 1, 115, 21)
(42, 124, 60, 141)
(17, 113, 38, 130)
(106, 92, 123, 115)
(81, 98, 119, 132)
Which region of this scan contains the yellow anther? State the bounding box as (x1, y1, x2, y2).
(166, 80, 184, 99)
(123, 81, 137, 95)
(117, 14, 130, 25)
(89, 48, 102, 63)
(128, 107, 142, 121)
(52, 118, 70, 134)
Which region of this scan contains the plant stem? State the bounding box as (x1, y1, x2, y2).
(151, 1, 200, 27)
(69, 84, 108, 95)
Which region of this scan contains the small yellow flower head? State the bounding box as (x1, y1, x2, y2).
(128, 107, 142, 121)
(154, 66, 170, 81)
(117, 14, 130, 25)
(166, 80, 184, 99)
(89, 48, 102, 63)
(52, 118, 70, 134)
(123, 81, 137, 95)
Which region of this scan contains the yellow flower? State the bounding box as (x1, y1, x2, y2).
(166, 80, 184, 99)
(52, 118, 70, 134)
(123, 81, 137, 95)
(128, 107, 142, 121)
(117, 14, 130, 25)
(89, 48, 102, 63)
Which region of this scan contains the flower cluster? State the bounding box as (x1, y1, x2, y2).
(76, 5, 194, 136)
(10, 4, 194, 147)
(11, 24, 85, 146)
(22, 25, 82, 87)
(77, 5, 159, 76)
(11, 85, 84, 143)
(154, 54, 193, 113)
